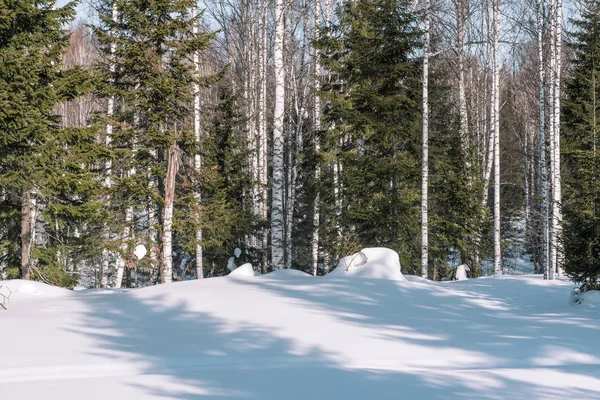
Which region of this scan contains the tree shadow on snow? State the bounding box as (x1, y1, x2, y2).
(66, 274, 600, 399)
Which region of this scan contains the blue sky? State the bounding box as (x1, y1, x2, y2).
(56, 0, 93, 23)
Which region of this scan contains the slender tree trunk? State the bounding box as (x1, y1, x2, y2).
(548, 0, 556, 280)
(259, 7, 268, 273)
(537, 0, 549, 279)
(193, 7, 203, 279)
(551, 0, 563, 277)
(161, 143, 180, 284)
(101, 1, 119, 288)
(493, 0, 501, 277)
(482, 70, 494, 207)
(21, 189, 34, 280)
(312, 0, 322, 277)
(271, 0, 286, 270)
(285, 83, 296, 269)
(333, 152, 341, 254)
(482, 0, 494, 209)
(114, 206, 132, 288)
(421, 0, 430, 279)
(457, 0, 469, 157)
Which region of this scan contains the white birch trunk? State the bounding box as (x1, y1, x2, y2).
(259, 7, 269, 273)
(421, 0, 430, 279)
(548, 0, 556, 280)
(149, 187, 159, 264)
(114, 206, 132, 288)
(312, 0, 322, 277)
(271, 0, 286, 270)
(482, 71, 494, 206)
(551, 0, 563, 278)
(161, 144, 180, 283)
(21, 189, 33, 280)
(193, 7, 203, 279)
(101, 1, 119, 288)
(458, 0, 469, 159)
(493, 0, 501, 277)
(285, 89, 296, 269)
(481, 1, 494, 209)
(537, 0, 549, 279)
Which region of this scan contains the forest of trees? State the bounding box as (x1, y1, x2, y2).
(1, 0, 600, 289)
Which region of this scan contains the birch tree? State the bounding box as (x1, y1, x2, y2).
(550, 0, 563, 278)
(272, 0, 286, 270)
(421, 0, 430, 279)
(492, 0, 501, 277)
(193, 6, 203, 279)
(313, 0, 322, 277)
(258, 5, 268, 272)
(100, 1, 118, 288)
(537, 0, 549, 279)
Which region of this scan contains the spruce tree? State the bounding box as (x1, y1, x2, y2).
(174, 87, 254, 277)
(0, 0, 96, 284)
(93, 1, 219, 284)
(562, 1, 600, 288)
(315, 0, 423, 268)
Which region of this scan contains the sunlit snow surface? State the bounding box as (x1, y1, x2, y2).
(2, 268, 600, 399)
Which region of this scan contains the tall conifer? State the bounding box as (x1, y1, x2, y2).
(0, 0, 95, 283)
(315, 0, 423, 267)
(563, 1, 600, 288)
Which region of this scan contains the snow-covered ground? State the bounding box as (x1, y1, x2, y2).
(2, 261, 600, 399)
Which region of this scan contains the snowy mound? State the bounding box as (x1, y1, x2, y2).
(265, 269, 312, 278)
(229, 263, 259, 277)
(583, 290, 600, 308)
(329, 247, 407, 281)
(0, 279, 70, 299)
(456, 264, 470, 281)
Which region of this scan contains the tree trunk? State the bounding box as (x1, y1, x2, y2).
(421, 0, 430, 279)
(21, 189, 34, 280)
(312, 0, 322, 277)
(114, 206, 133, 288)
(548, 0, 556, 280)
(101, 1, 119, 288)
(271, 0, 286, 270)
(551, 0, 563, 278)
(285, 87, 296, 269)
(493, 0, 502, 277)
(537, 0, 549, 279)
(193, 6, 203, 279)
(161, 143, 180, 284)
(259, 7, 268, 273)
(457, 0, 469, 159)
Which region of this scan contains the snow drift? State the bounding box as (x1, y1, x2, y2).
(1, 272, 598, 400)
(329, 247, 407, 281)
(229, 263, 259, 277)
(0, 279, 70, 300)
(582, 290, 600, 308)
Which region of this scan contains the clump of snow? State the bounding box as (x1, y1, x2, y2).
(229, 263, 259, 277)
(568, 287, 583, 305)
(329, 247, 407, 281)
(133, 244, 147, 260)
(456, 264, 470, 281)
(1, 279, 70, 298)
(234, 247, 242, 258)
(227, 256, 237, 272)
(337, 252, 368, 271)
